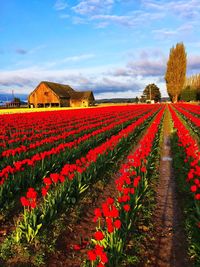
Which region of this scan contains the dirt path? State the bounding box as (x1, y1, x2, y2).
(146, 107, 189, 267)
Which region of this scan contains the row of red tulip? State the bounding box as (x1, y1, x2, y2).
(169, 104, 200, 263)
(0, 106, 151, 144)
(0, 106, 142, 149)
(175, 103, 200, 116)
(0, 111, 106, 148)
(0, 107, 106, 136)
(81, 107, 165, 266)
(1, 107, 146, 159)
(0, 107, 154, 186)
(40, 107, 158, 197)
(16, 106, 161, 243)
(173, 104, 200, 128)
(169, 105, 200, 224)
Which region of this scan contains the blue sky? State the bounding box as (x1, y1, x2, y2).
(1, 0, 200, 99)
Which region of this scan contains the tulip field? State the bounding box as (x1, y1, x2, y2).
(0, 103, 199, 266)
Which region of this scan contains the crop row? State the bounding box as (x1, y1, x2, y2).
(169, 105, 200, 264)
(12, 105, 161, 243)
(2, 103, 199, 266)
(0, 106, 148, 149)
(173, 104, 200, 134)
(170, 105, 200, 218)
(1, 106, 150, 164)
(0, 107, 157, 211)
(82, 107, 164, 266)
(176, 103, 200, 116)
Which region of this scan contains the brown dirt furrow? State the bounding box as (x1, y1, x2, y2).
(148, 108, 189, 267)
(47, 124, 151, 267)
(48, 178, 117, 267)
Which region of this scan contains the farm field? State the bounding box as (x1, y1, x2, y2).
(0, 103, 199, 267)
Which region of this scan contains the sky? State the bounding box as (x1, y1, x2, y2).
(1, 0, 200, 100)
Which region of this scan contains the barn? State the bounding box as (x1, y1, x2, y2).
(28, 81, 95, 108)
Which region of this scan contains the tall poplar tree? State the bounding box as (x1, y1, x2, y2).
(165, 42, 187, 103)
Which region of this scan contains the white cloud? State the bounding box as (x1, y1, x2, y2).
(55, 0, 200, 33)
(153, 28, 177, 38)
(72, 0, 114, 15)
(0, 46, 170, 98)
(72, 16, 88, 25)
(0, 64, 143, 97)
(188, 55, 200, 72)
(14, 54, 95, 69)
(94, 21, 110, 28)
(54, 0, 68, 11)
(128, 59, 165, 76)
(110, 50, 167, 77)
(3, 49, 200, 99)
(0, 68, 91, 92)
(0, 62, 170, 99)
(43, 54, 95, 68)
(142, 0, 200, 20)
(59, 14, 70, 19)
(91, 15, 134, 27)
(62, 54, 95, 62)
(95, 90, 140, 99)
(87, 11, 163, 28)
(153, 23, 194, 40)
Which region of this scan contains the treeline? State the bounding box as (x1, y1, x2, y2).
(95, 98, 137, 104)
(182, 74, 200, 101)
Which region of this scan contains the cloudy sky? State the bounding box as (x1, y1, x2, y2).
(1, 0, 200, 99)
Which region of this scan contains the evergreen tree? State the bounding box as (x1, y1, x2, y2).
(165, 42, 187, 103)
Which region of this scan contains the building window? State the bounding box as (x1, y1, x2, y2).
(44, 92, 49, 96)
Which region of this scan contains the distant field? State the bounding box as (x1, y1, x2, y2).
(0, 106, 93, 114)
(0, 103, 133, 114)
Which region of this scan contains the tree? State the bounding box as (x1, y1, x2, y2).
(14, 97, 21, 103)
(143, 83, 161, 102)
(140, 95, 146, 103)
(165, 42, 187, 103)
(134, 96, 139, 103)
(185, 74, 200, 101)
(180, 85, 196, 101)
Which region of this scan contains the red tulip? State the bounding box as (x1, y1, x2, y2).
(123, 204, 130, 212)
(87, 250, 96, 261)
(94, 231, 104, 241)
